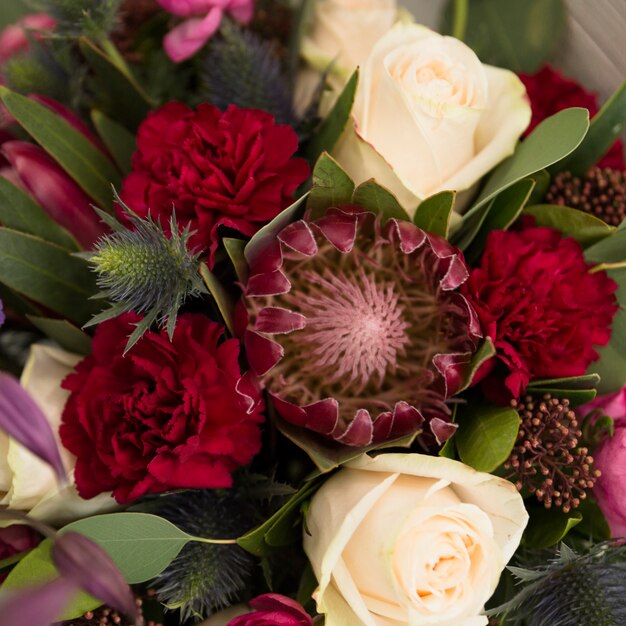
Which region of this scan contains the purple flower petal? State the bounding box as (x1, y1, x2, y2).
(0, 577, 76, 626)
(0, 371, 66, 481)
(52, 532, 138, 622)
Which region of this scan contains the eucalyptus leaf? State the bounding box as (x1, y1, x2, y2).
(26, 316, 92, 355)
(304, 69, 358, 165)
(464, 108, 590, 223)
(456, 404, 520, 473)
(79, 37, 153, 131)
(0, 228, 100, 326)
(412, 190, 455, 238)
(525, 373, 600, 406)
(574, 498, 611, 542)
(0, 283, 42, 316)
(307, 152, 355, 219)
(524, 505, 582, 549)
(351, 179, 410, 222)
(91, 110, 136, 174)
(0, 177, 79, 250)
(442, 0, 565, 73)
(0, 87, 120, 210)
(585, 228, 626, 264)
(525, 204, 614, 248)
(556, 78, 626, 175)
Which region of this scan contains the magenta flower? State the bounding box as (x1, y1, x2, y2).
(157, 0, 255, 63)
(0, 13, 56, 66)
(228, 594, 313, 626)
(241, 207, 480, 447)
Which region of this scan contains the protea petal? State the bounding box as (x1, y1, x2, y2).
(243, 209, 480, 448)
(52, 532, 138, 621)
(0, 372, 66, 481)
(430, 417, 459, 445)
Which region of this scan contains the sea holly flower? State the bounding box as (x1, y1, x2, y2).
(241, 207, 481, 447)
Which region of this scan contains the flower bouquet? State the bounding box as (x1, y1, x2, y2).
(0, 1, 625, 625)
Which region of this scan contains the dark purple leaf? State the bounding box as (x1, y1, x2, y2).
(0, 577, 76, 626)
(0, 372, 66, 481)
(52, 532, 139, 623)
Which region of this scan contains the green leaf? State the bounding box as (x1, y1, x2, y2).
(245, 193, 309, 266)
(199, 263, 235, 335)
(0, 87, 120, 210)
(442, 0, 565, 73)
(91, 110, 136, 174)
(304, 69, 359, 164)
(351, 179, 410, 222)
(276, 413, 417, 476)
(525, 204, 615, 248)
(457, 338, 496, 393)
(238, 481, 320, 557)
(526, 374, 600, 406)
(456, 404, 520, 473)
(557, 78, 626, 175)
(0, 228, 100, 326)
(412, 191, 455, 237)
(0, 282, 42, 316)
(26, 316, 92, 355)
(464, 108, 590, 224)
(526, 169, 551, 206)
(0, 177, 79, 250)
(79, 38, 153, 131)
(463, 179, 535, 258)
(524, 505, 582, 548)
(574, 498, 611, 541)
(307, 152, 355, 219)
(223, 237, 249, 284)
(585, 228, 626, 264)
(61, 513, 192, 584)
(1, 539, 98, 621)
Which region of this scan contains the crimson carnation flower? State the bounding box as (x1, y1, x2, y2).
(519, 64, 624, 169)
(462, 223, 619, 400)
(240, 208, 481, 447)
(119, 102, 310, 265)
(60, 313, 264, 503)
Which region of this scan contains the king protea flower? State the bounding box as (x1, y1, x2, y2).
(241, 207, 481, 447)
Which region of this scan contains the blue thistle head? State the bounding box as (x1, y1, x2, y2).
(151, 489, 257, 622)
(489, 542, 626, 625)
(86, 193, 206, 352)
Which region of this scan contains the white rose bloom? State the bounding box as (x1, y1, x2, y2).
(304, 453, 528, 626)
(333, 23, 532, 214)
(0, 344, 116, 526)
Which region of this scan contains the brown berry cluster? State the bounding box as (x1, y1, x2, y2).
(61, 592, 161, 626)
(546, 167, 626, 226)
(504, 395, 600, 513)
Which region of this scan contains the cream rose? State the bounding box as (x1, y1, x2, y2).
(332, 23, 532, 213)
(0, 344, 116, 526)
(303, 453, 528, 626)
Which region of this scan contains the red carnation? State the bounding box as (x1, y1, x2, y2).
(462, 223, 618, 400)
(519, 64, 624, 169)
(119, 102, 310, 265)
(60, 313, 264, 503)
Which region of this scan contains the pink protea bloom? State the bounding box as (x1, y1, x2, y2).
(157, 0, 255, 63)
(241, 207, 481, 447)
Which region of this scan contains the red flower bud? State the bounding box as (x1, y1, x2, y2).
(1, 140, 107, 249)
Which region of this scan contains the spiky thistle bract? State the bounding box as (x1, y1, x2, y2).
(85, 193, 206, 352)
(151, 489, 256, 622)
(489, 542, 626, 626)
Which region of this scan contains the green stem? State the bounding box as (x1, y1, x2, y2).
(192, 536, 239, 545)
(451, 0, 469, 41)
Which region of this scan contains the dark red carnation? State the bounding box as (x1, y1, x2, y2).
(119, 102, 310, 266)
(462, 223, 618, 400)
(228, 594, 313, 626)
(519, 64, 624, 169)
(60, 313, 264, 504)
